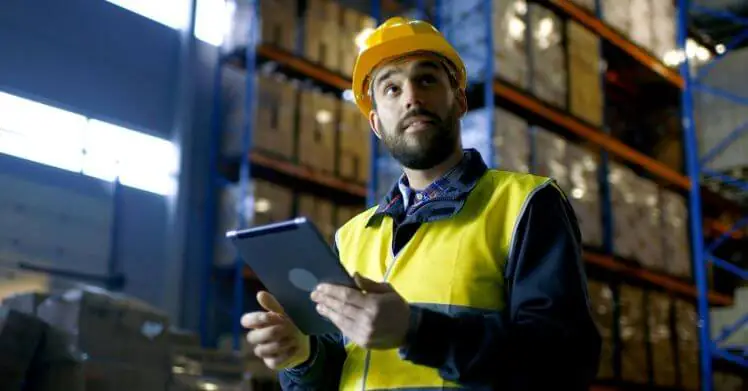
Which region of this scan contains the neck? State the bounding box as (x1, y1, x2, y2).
(403, 149, 464, 190)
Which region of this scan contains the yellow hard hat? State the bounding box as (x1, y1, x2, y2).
(351, 17, 467, 117)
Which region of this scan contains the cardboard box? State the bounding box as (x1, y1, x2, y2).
(339, 100, 370, 182)
(299, 89, 338, 173)
(215, 180, 294, 266)
(565, 143, 603, 248)
(304, 0, 341, 71)
(493, 0, 529, 89)
(567, 21, 603, 126)
(587, 280, 614, 379)
(227, 0, 297, 53)
(340, 8, 376, 78)
(534, 128, 569, 188)
(610, 162, 642, 262)
(619, 285, 647, 384)
(35, 288, 171, 371)
(2, 292, 49, 314)
(298, 194, 336, 244)
(571, 0, 596, 13)
(660, 190, 692, 278)
(530, 4, 567, 109)
(651, 1, 676, 60)
(648, 292, 676, 387)
(633, 176, 663, 270)
(494, 107, 530, 173)
(221, 69, 297, 160)
(336, 205, 363, 229)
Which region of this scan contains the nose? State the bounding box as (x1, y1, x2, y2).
(401, 79, 425, 110)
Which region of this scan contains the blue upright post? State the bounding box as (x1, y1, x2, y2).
(484, 0, 494, 168)
(233, 0, 259, 351)
(676, 1, 713, 390)
(367, 0, 381, 208)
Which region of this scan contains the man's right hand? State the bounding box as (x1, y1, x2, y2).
(241, 291, 311, 370)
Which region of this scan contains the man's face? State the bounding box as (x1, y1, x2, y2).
(368, 54, 466, 170)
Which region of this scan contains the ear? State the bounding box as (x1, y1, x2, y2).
(456, 88, 468, 118)
(368, 110, 383, 139)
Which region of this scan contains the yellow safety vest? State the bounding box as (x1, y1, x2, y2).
(334, 169, 555, 390)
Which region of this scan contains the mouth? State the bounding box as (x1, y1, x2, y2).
(403, 116, 436, 132)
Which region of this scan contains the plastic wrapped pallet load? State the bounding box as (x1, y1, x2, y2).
(492, 0, 529, 90)
(675, 300, 700, 391)
(648, 292, 676, 387)
(609, 162, 639, 262)
(631, 174, 664, 271)
(493, 107, 530, 173)
(628, 0, 654, 53)
(660, 189, 692, 279)
(602, 0, 630, 37)
(619, 285, 647, 384)
(529, 4, 567, 109)
(587, 280, 614, 380)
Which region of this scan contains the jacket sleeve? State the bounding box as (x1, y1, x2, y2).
(398, 184, 602, 389)
(278, 239, 348, 390)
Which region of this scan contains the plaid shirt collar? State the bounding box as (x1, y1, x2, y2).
(368, 148, 488, 225)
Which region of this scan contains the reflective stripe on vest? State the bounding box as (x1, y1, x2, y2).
(334, 170, 554, 390)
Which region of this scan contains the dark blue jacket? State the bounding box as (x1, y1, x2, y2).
(280, 150, 601, 390)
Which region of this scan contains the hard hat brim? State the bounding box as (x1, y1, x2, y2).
(352, 34, 467, 117)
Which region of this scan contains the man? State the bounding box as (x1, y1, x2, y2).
(241, 17, 601, 390)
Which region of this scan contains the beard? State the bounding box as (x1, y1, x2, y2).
(378, 105, 460, 170)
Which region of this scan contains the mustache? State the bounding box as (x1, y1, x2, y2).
(397, 108, 441, 131)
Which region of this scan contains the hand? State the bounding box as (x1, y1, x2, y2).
(241, 291, 311, 370)
(310, 273, 411, 350)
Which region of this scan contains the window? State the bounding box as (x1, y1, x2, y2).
(107, 0, 234, 47)
(0, 91, 179, 196)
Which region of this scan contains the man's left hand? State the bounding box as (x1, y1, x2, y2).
(310, 273, 411, 350)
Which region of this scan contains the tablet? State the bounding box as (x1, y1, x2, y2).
(226, 217, 357, 335)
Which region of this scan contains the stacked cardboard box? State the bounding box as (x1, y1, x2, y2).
(535, 129, 602, 247)
(340, 7, 376, 78)
(714, 372, 744, 390)
(660, 189, 692, 278)
(494, 107, 530, 173)
(492, 0, 529, 89)
(619, 285, 647, 384)
(298, 194, 336, 244)
(36, 288, 172, 391)
(338, 100, 371, 183)
(530, 4, 567, 109)
(215, 180, 294, 266)
(222, 69, 297, 160)
(675, 300, 700, 391)
(227, 0, 297, 53)
(335, 205, 364, 231)
(571, 0, 596, 13)
(304, 0, 341, 72)
(299, 88, 338, 174)
(587, 280, 614, 379)
(567, 21, 603, 126)
(648, 292, 676, 387)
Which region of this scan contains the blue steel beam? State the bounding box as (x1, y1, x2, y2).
(696, 28, 748, 80)
(706, 253, 748, 280)
(233, 0, 260, 351)
(677, 1, 714, 389)
(700, 118, 748, 166)
(691, 5, 748, 25)
(714, 314, 748, 344)
(367, 0, 382, 209)
(693, 82, 748, 106)
(706, 215, 748, 253)
(702, 169, 748, 192)
(713, 347, 748, 368)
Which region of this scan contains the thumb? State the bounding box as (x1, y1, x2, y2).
(257, 291, 286, 316)
(354, 273, 393, 294)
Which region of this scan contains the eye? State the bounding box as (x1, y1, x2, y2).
(383, 84, 400, 96)
(418, 75, 437, 86)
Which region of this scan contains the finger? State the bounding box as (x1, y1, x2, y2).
(246, 324, 291, 345)
(257, 291, 286, 316)
(353, 273, 393, 294)
(317, 303, 358, 332)
(264, 344, 300, 370)
(313, 292, 365, 320)
(241, 311, 282, 329)
(313, 284, 367, 309)
(253, 336, 295, 358)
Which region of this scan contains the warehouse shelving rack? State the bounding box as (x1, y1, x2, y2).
(677, 0, 748, 389)
(202, 0, 747, 387)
